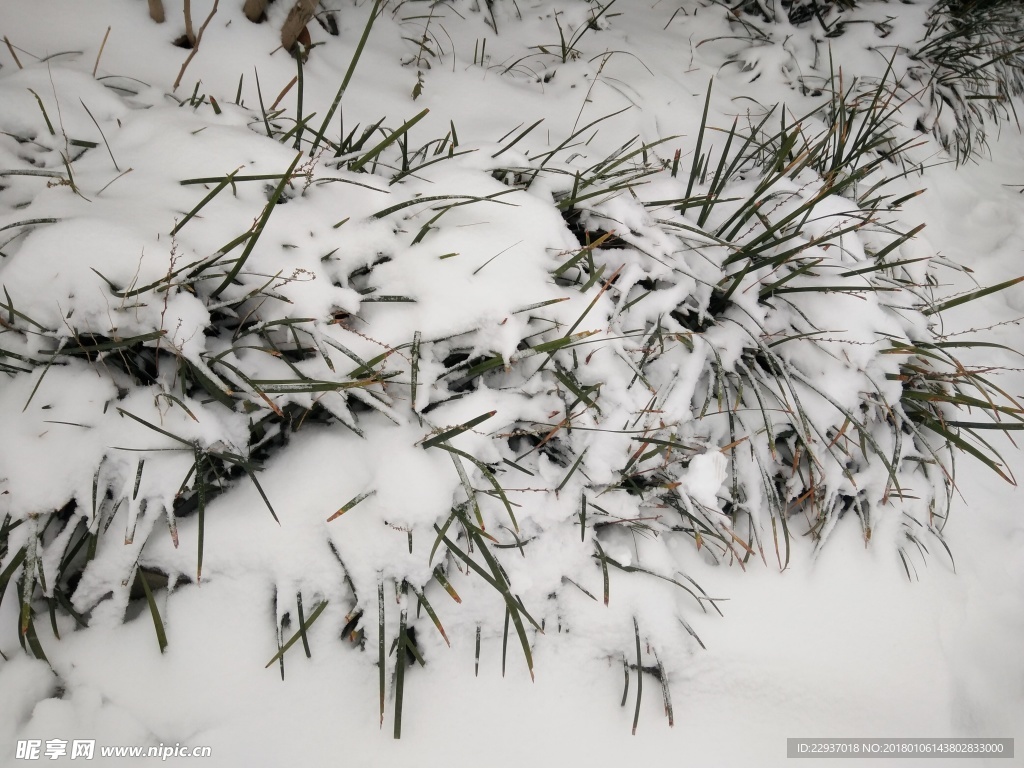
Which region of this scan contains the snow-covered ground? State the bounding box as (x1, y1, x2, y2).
(1, 0, 1022, 765)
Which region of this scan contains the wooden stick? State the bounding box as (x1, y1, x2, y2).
(93, 26, 111, 77)
(172, 0, 219, 91)
(243, 0, 269, 22)
(3, 36, 24, 69)
(148, 0, 166, 23)
(184, 0, 196, 46)
(281, 0, 318, 53)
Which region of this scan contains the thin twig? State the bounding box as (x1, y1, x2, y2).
(184, 0, 196, 46)
(93, 26, 111, 78)
(270, 76, 298, 110)
(3, 36, 23, 69)
(173, 0, 219, 92)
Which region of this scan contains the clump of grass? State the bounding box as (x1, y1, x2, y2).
(720, 0, 1024, 163)
(475, 69, 1022, 579)
(1, 11, 1022, 737)
(911, 0, 1024, 160)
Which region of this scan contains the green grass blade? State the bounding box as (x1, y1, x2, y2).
(264, 599, 328, 668)
(501, 606, 510, 677)
(349, 109, 429, 173)
(685, 80, 713, 200)
(79, 99, 119, 171)
(309, 0, 384, 156)
(0, 547, 27, 620)
(327, 489, 376, 522)
(27, 89, 55, 135)
(923, 276, 1024, 316)
(475, 625, 481, 677)
(210, 151, 303, 299)
(556, 448, 589, 492)
(433, 566, 462, 603)
(377, 578, 386, 728)
(412, 586, 449, 646)
(194, 448, 206, 582)
(116, 408, 193, 446)
(410, 330, 421, 417)
(421, 411, 496, 449)
(491, 118, 543, 158)
(171, 168, 241, 235)
(394, 599, 408, 739)
(22, 339, 66, 412)
(296, 593, 311, 658)
(432, 441, 518, 532)
(0, 217, 60, 235)
(137, 568, 168, 653)
(632, 617, 642, 735)
(594, 540, 610, 605)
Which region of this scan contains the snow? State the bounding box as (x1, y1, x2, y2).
(1, 0, 1023, 765)
(678, 449, 728, 508)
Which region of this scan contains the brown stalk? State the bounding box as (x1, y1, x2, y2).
(243, 0, 270, 22)
(281, 0, 318, 53)
(148, 0, 166, 23)
(184, 0, 196, 46)
(172, 0, 219, 91)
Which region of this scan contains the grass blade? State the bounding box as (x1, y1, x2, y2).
(327, 489, 377, 522)
(421, 411, 496, 449)
(412, 586, 449, 646)
(632, 617, 642, 735)
(394, 594, 408, 739)
(171, 168, 241, 235)
(349, 109, 429, 173)
(378, 577, 386, 728)
(432, 566, 461, 603)
(137, 568, 168, 653)
(210, 151, 303, 299)
(264, 599, 328, 668)
(923, 276, 1024, 316)
(309, 0, 384, 156)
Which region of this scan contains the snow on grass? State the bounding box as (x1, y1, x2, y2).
(1, 0, 1023, 764)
